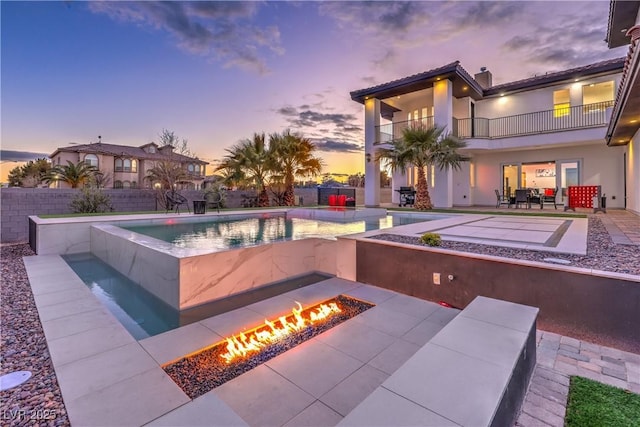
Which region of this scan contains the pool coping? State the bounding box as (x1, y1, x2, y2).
(23, 254, 458, 426)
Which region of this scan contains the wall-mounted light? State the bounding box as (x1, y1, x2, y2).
(366, 153, 372, 163)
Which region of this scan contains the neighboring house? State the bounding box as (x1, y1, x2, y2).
(49, 142, 208, 190)
(351, 57, 629, 209)
(606, 0, 640, 214)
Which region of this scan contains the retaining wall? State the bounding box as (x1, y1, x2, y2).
(356, 238, 640, 351)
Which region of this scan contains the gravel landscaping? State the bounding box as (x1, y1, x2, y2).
(371, 216, 640, 276)
(0, 244, 69, 427)
(0, 214, 636, 425)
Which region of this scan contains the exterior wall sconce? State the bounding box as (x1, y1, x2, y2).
(365, 153, 372, 163)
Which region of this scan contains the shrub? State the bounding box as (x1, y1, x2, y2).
(420, 232, 441, 247)
(70, 187, 113, 213)
(203, 184, 226, 209)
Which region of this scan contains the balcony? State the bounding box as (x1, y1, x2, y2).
(375, 101, 613, 143)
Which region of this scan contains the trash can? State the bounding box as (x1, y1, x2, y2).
(345, 197, 355, 207)
(193, 200, 206, 214)
(328, 194, 337, 206)
(338, 195, 347, 206)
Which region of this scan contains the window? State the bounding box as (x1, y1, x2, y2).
(553, 89, 570, 118)
(131, 159, 137, 173)
(114, 180, 123, 189)
(84, 154, 98, 167)
(131, 181, 137, 189)
(148, 145, 156, 153)
(123, 181, 131, 189)
(114, 158, 123, 172)
(188, 164, 195, 173)
(123, 159, 131, 172)
(583, 81, 614, 112)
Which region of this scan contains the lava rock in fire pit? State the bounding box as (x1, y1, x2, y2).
(163, 295, 374, 399)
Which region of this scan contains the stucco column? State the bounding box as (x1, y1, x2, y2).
(432, 79, 454, 208)
(391, 169, 407, 205)
(364, 98, 381, 207)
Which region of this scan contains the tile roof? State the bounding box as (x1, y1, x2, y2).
(350, 61, 485, 103)
(483, 57, 626, 96)
(350, 58, 625, 102)
(51, 142, 208, 164)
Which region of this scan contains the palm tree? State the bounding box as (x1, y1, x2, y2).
(217, 133, 272, 207)
(145, 160, 187, 190)
(269, 130, 323, 206)
(377, 124, 468, 210)
(46, 160, 98, 188)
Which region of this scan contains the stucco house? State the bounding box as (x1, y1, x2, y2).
(606, 0, 640, 214)
(49, 141, 208, 190)
(350, 55, 631, 210)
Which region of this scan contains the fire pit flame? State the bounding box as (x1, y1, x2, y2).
(221, 300, 342, 363)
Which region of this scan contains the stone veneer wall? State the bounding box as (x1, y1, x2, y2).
(0, 187, 324, 243)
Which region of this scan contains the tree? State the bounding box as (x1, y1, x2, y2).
(159, 128, 194, 157)
(46, 160, 98, 188)
(268, 130, 323, 206)
(217, 133, 272, 207)
(7, 165, 24, 187)
(348, 173, 365, 187)
(145, 160, 188, 190)
(376, 124, 468, 210)
(7, 158, 51, 187)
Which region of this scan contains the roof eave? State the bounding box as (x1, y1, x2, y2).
(607, 1, 640, 48)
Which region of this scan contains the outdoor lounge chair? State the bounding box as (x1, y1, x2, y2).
(514, 189, 529, 209)
(495, 189, 511, 208)
(541, 187, 558, 209)
(206, 191, 223, 213)
(165, 190, 190, 214)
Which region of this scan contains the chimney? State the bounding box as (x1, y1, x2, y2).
(474, 67, 493, 89)
(159, 145, 174, 155)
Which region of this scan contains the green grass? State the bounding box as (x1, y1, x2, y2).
(565, 376, 640, 427)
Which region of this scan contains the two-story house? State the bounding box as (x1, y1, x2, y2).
(351, 57, 627, 209)
(607, 0, 640, 214)
(49, 141, 208, 190)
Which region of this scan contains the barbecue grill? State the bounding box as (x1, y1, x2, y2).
(396, 186, 416, 207)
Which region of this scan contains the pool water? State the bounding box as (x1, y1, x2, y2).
(120, 213, 435, 251)
(62, 253, 180, 340)
(63, 252, 333, 339)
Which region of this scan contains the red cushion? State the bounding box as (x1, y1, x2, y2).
(544, 188, 554, 196)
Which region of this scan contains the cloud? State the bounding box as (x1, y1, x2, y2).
(277, 105, 360, 129)
(88, 1, 282, 74)
(312, 140, 362, 153)
(0, 150, 49, 161)
(500, 3, 626, 69)
(275, 104, 364, 153)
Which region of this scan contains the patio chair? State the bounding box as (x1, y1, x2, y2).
(495, 189, 511, 208)
(514, 189, 529, 209)
(206, 191, 223, 213)
(541, 187, 558, 209)
(165, 190, 190, 214)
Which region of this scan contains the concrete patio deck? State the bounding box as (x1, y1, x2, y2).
(24, 257, 458, 426)
(23, 252, 640, 426)
(18, 207, 640, 426)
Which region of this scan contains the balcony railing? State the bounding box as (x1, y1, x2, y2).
(375, 102, 613, 143)
(453, 101, 613, 139)
(377, 116, 435, 144)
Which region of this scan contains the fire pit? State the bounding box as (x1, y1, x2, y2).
(163, 294, 374, 399)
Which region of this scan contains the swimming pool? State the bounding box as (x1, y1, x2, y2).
(119, 212, 438, 251)
(63, 252, 331, 339)
(83, 208, 452, 311)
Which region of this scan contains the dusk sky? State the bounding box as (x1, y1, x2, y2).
(1, 1, 626, 179)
